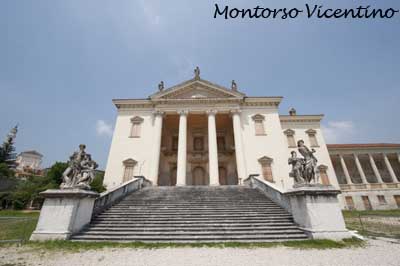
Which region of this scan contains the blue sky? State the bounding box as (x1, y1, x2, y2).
(0, 0, 399, 169)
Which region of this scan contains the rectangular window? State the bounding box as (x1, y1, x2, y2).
(172, 136, 179, 151)
(362, 196, 372, 210)
(255, 120, 266, 135)
(394, 195, 400, 208)
(287, 135, 296, 148)
(123, 165, 134, 182)
(345, 196, 355, 210)
(377, 195, 387, 205)
(193, 136, 204, 151)
(320, 170, 330, 185)
(130, 123, 141, 137)
(262, 164, 273, 182)
(309, 134, 318, 147)
(217, 136, 226, 151)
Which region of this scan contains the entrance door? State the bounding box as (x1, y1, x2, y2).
(170, 167, 177, 186)
(193, 167, 206, 185)
(219, 167, 227, 185)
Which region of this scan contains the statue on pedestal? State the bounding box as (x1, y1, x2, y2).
(60, 144, 98, 190)
(194, 66, 200, 80)
(288, 140, 318, 186)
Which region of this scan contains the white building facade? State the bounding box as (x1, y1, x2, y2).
(104, 73, 339, 193)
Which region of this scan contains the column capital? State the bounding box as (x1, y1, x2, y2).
(153, 110, 165, 117)
(206, 109, 218, 116)
(230, 109, 241, 115)
(177, 109, 189, 116)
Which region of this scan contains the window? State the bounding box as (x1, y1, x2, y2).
(362, 196, 372, 210)
(283, 129, 296, 148)
(193, 136, 204, 151)
(122, 158, 137, 182)
(130, 116, 144, 138)
(172, 136, 179, 151)
(252, 114, 266, 136)
(394, 195, 400, 208)
(306, 129, 319, 147)
(217, 136, 226, 151)
(258, 156, 274, 182)
(377, 195, 387, 205)
(318, 165, 330, 185)
(345, 196, 355, 210)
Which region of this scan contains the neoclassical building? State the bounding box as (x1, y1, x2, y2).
(104, 69, 339, 192)
(328, 144, 400, 210)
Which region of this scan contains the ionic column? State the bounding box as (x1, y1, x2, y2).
(383, 153, 397, 182)
(231, 109, 246, 181)
(176, 110, 188, 186)
(369, 153, 384, 183)
(149, 110, 164, 184)
(207, 110, 219, 186)
(339, 154, 352, 184)
(354, 154, 368, 184)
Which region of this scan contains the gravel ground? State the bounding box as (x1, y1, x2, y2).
(0, 238, 399, 266)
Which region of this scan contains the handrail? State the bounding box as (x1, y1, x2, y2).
(245, 174, 291, 212)
(92, 176, 149, 216)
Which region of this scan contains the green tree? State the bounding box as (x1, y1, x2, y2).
(0, 126, 18, 169)
(46, 162, 68, 185)
(90, 171, 107, 193)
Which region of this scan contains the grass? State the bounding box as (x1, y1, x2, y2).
(0, 210, 39, 242)
(343, 210, 400, 239)
(0, 237, 365, 252)
(342, 209, 400, 218)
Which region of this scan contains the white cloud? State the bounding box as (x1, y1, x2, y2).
(96, 120, 113, 137)
(139, 0, 162, 26)
(322, 121, 355, 144)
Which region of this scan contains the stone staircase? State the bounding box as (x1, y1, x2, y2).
(71, 186, 308, 242)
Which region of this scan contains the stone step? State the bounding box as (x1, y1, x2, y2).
(84, 225, 300, 232)
(71, 233, 308, 242)
(101, 210, 288, 215)
(90, 222, 296, 227)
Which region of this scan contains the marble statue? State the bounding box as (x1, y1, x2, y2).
(231, 80, 237, 91)
(288, 140, 318, 186)
(158, 81, 164, 91)
(60, 144, 98, 190)
(194, 66, 200, 79)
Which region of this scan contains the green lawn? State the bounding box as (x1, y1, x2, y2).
(0, 210, 39, 242)
(343, 210, 400, 239)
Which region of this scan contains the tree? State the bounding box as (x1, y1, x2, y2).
(46, 162, 68, 185)
(0, 125, 18, 170)
(90, 171, 107, 193)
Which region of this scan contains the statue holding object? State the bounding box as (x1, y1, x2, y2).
(288, 140, 318, 186)
(60, 144, 98, 190)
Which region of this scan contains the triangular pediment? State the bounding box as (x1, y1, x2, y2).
(150, 78, 245, 100)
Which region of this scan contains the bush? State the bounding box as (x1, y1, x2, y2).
(46, 162, 68, 185)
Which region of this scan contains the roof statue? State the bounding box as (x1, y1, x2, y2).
(194, 66, 200, 80)
(231, 80, 237, 91)
(158, 81, 164, 91)
(60, 144, 98, 190)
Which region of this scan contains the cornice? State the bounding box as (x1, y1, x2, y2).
(280, 115, 324, 123)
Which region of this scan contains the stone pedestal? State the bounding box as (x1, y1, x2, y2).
(286, 185, 352, 240)
(30, 189, 99, 241)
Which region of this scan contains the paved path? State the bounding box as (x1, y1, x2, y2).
(1, 239, 399, 266)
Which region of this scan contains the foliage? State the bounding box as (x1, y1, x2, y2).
(0, 163, 14, 178)
(0, 126, 18, 169)
(46, 162, 68, 185)
(342, 209, 400, 218)
(90, 172, 106, 193)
